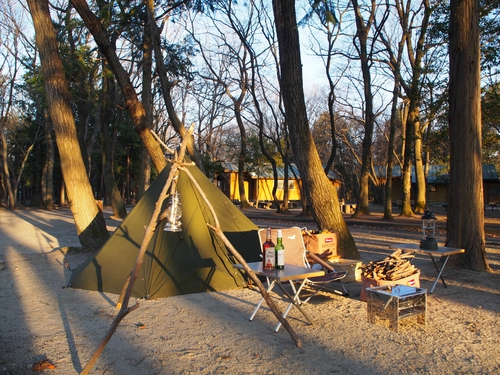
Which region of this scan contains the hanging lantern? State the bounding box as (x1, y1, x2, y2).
(419, 210, 437, 249)
(163, 193, 182, 232)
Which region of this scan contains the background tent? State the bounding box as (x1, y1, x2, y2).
(68, 163, 262, 299)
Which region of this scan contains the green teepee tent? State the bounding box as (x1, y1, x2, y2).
(68, 162, 262, 299)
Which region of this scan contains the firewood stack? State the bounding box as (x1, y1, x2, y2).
(361, 250, 418, 281)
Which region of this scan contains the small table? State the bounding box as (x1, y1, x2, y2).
(234, 261, 325, 332)
(391, 243, 465, 293)
(367, 285, 427, 332)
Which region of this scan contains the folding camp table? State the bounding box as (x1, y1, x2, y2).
(391, 243, 465, 293)
(234, 261, 325, 332)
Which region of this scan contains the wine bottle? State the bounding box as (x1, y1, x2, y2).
(262, 227, 275, 270)
(275, 230, 285, 269)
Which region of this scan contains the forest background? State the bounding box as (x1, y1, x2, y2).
(0, 0, 499, 268)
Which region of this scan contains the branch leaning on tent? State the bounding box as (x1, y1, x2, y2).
(178, 164, 303, 347)
(79, 131, 191, 375)
(80, 126, 302, 374)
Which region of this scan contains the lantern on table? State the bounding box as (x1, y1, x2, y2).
(419, 210, 437, 250)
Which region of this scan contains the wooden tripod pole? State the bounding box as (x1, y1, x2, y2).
(80, 132, 191, 374)
(178, 165, 303, 347)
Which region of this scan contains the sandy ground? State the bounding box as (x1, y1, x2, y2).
(1, 206, 500, 375)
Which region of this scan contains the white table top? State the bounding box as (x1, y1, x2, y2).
(234, 261, 325, 282)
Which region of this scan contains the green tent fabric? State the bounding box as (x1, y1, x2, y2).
(68, 163, 262, 299)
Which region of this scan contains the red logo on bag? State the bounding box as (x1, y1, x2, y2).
(408, 279, 416, 286)
(324, 237, 334, 243)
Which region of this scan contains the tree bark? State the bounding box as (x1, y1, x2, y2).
(27, 0, 109, 249)
(271, 0, 359, 259)
(447, 0, 489, 271)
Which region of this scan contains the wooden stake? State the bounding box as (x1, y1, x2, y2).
(179, 165, 302, 347)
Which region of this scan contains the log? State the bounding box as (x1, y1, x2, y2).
(361, 250, 417, 281)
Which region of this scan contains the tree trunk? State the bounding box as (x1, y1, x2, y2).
(400, 99, 415, 216)
(413, 120, 427, 214)
(70, 0, 166, 173)
(27, 0, 109, 249)
(407, 103, 426, 214)
(100, 61, 127, 219)
(282, 157, 291, 212)
(383, 127, 396, 220)
(383, 57, 403, 220)
(234, 103, 250, 208)
(59, 180, 66, 207)
(101, 129, 127, 218)
(0, 129, 15, 209)
(139, 12, 152, 199)
(323, 29, 338, 174)
(272, 0, 359, 259)
(351, 0, 375, 218)
(145, 0, 204, 171)
(447, 0, 489, 271)
(0, 53, 17, 210)
(65, 3, 92, 175)
(402, 0, 431, 215)
(248, 46, 280, 211)
(42, 109, 55, 210)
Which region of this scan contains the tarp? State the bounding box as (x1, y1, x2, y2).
(68, 162, 262, 298)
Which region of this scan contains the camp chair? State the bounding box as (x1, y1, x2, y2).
(254, 227, 348, 330)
